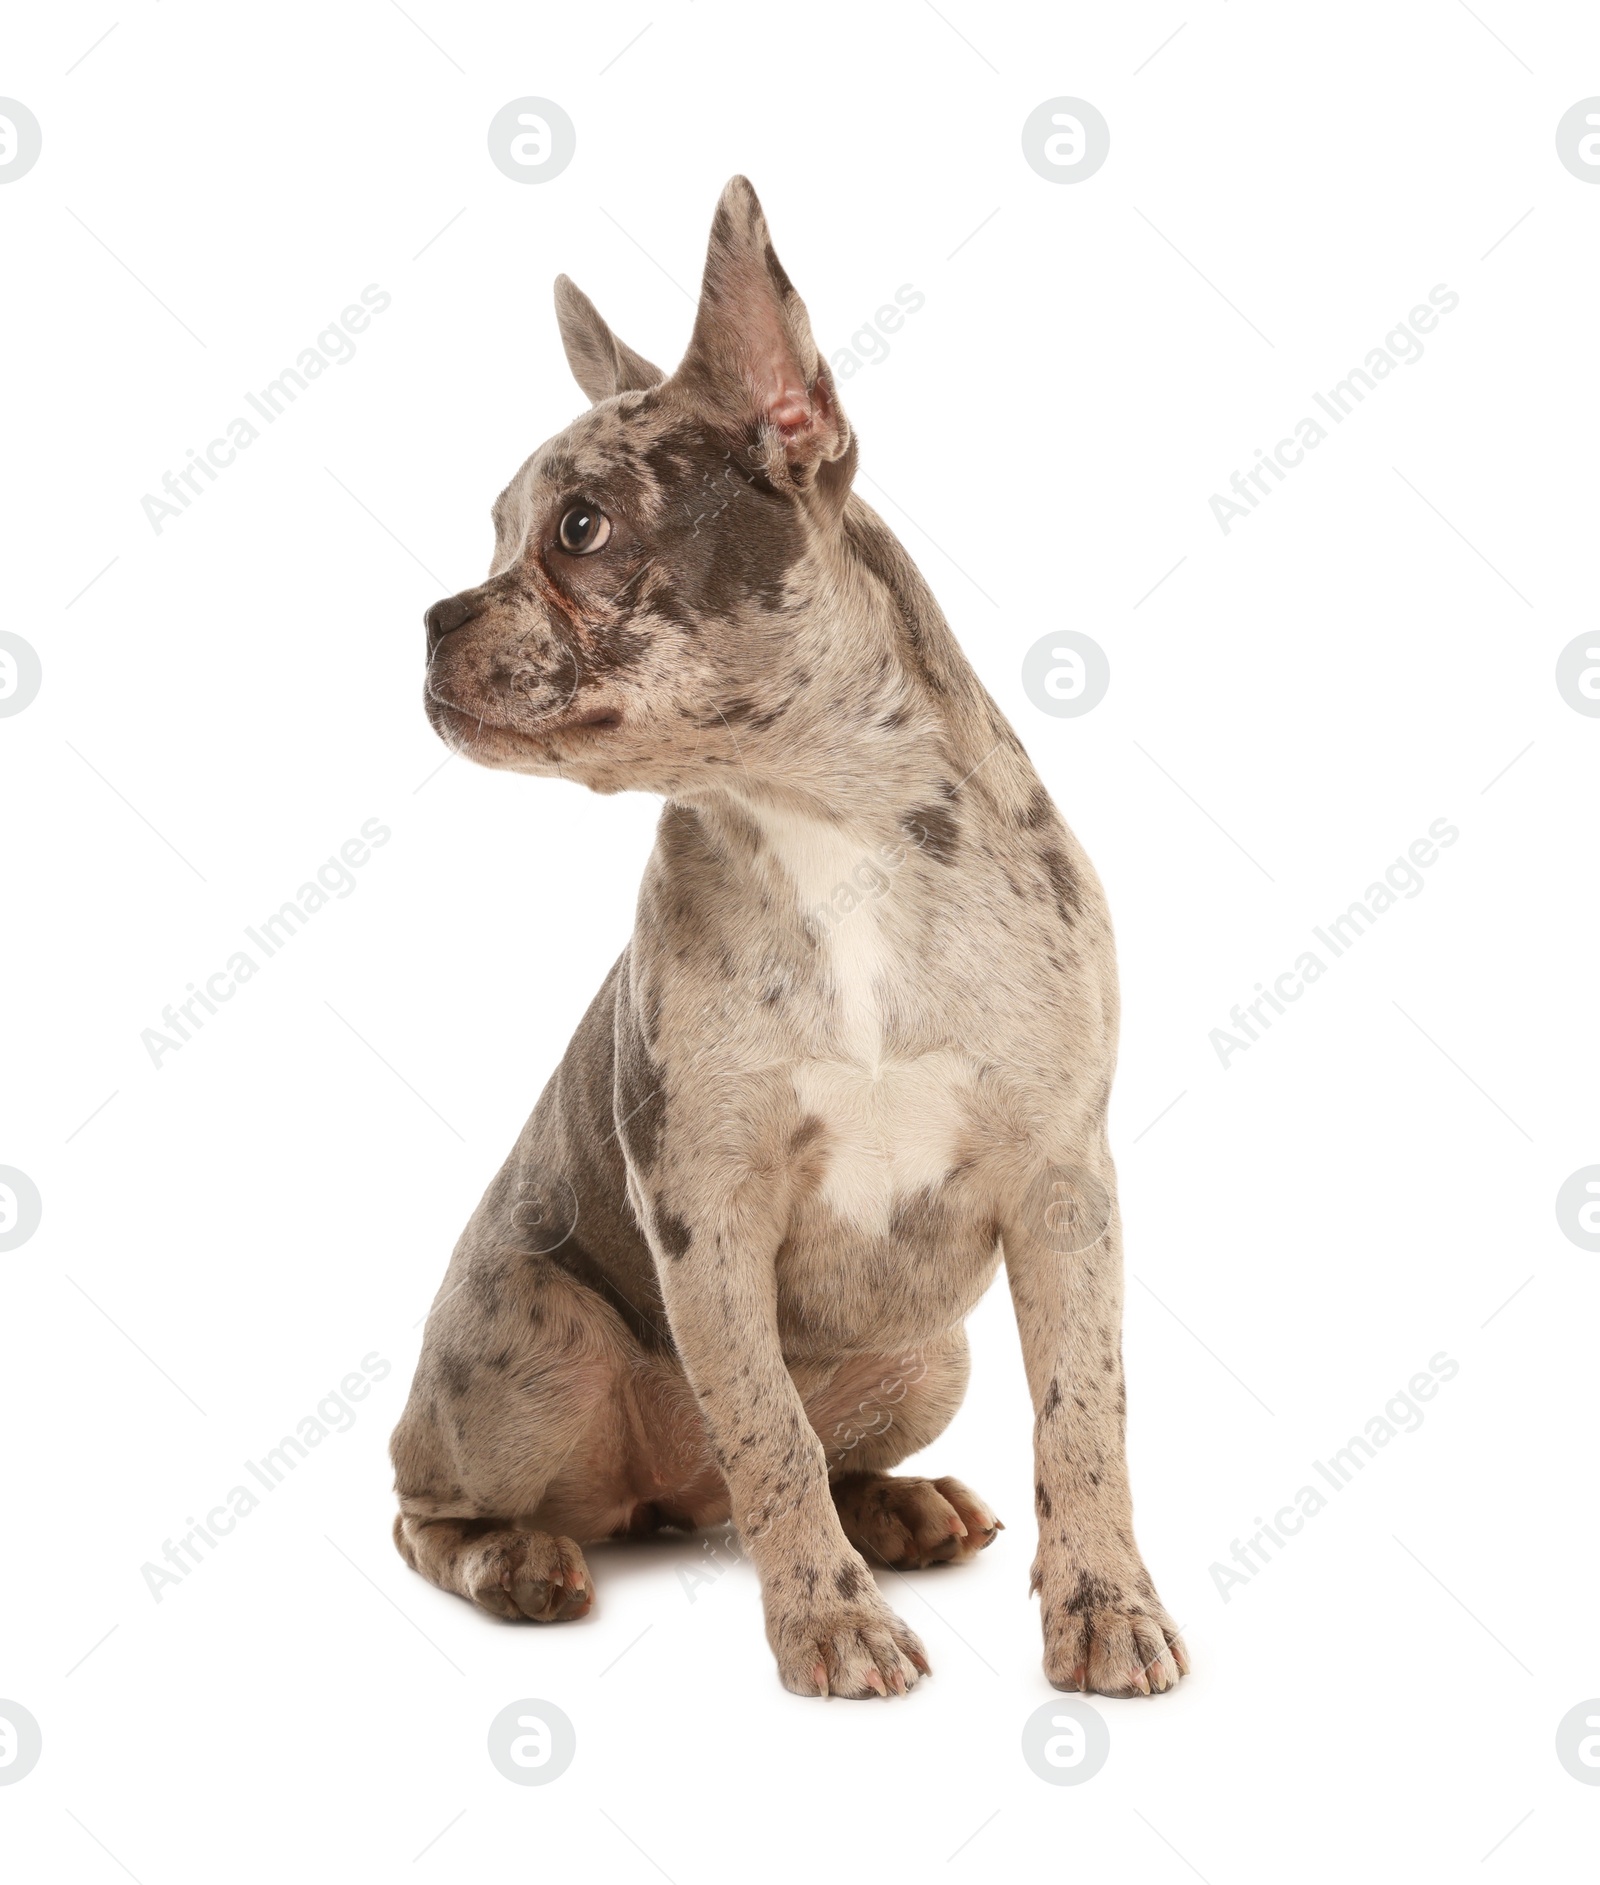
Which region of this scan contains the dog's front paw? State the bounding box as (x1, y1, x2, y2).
(1038, 1564, 1187, 1696)
(765, 1562, 930, 1698)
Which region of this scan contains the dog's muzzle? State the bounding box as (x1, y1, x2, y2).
(423, 591, 483, 654)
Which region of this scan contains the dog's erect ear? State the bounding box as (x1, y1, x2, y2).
(672, 176, 850, 475)
(554, 275, 664, 404)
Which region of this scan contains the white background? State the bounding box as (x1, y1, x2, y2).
(2, 2, 1597, 1878)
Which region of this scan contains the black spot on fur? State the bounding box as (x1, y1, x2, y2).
(889, 1184, 955, 1244)
(1042, 1377, 1063, 1418)
(1062, 1571, 1123, 1616)
(435, 1348, 472, 1397)
(656, 1209, 692, 1259)
(465, 1262, 505, 1319)
(834, 1561, 867, 1598)
(1040, 845, 1083, 924)
(762, 239, 796, 301)
(628, 422, 807, 627)
(789, 1115, 826, 1160)
(1036, 1480, 1053, 1519)
(903, 801, 959, 864)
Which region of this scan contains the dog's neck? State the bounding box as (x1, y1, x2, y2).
(680, 500, 1021, 845)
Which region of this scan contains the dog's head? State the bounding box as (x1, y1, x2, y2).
(423, 176, 861, 795)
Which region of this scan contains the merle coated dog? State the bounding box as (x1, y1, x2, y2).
(391, 177, 1187, 1700)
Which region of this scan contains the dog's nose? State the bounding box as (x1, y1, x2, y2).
(424, 592, 481, 650)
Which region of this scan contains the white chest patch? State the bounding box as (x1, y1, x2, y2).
(792, 1050, 975, 1235)
(747, 804, 975, 1235)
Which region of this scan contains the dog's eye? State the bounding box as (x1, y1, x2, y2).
(556, 503, 612, 555)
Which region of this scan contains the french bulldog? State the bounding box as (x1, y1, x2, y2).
(391, 177, 1188, 1700)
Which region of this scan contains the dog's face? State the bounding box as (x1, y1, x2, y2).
(423, 178, 857, 796)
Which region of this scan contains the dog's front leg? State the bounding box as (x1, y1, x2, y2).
(1003, 1168, 1189, 1696)
(650, 1196, 929, 1698)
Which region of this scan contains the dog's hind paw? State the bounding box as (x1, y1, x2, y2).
(467, 1530, 594, 1622)
(833, 1472, 1002, 1569)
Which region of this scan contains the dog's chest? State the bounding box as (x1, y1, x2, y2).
(747, 807, 977, 1236)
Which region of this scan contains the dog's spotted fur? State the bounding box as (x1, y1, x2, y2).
(392, 178, 1187, 1700)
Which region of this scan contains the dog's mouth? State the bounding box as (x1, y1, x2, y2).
(558, 707, 623, 733)
(428, 690, 623, 755)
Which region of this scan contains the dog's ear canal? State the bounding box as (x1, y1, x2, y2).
(554, 275, 665, 404)
(673, 175, 851, 478)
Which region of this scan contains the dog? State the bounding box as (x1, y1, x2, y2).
(390, 177, 1187, 1700)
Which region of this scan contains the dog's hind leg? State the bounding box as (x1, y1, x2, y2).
(803, 1335, 1002, 1569)
(388, 1258, 632, 1623)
